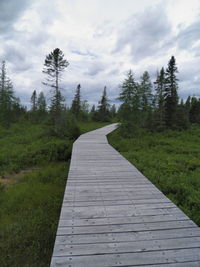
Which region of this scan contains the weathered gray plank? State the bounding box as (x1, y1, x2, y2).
(51, 248, 200, 266)
(53, 236, 200, 256)
(57, 220, 196, 235)
(58, 214, 191, 227)
(55, 227, 200, 245)
(51, 123, 200, 267)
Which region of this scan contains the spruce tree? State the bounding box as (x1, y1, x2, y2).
(164, 56, 179, 128)
(176, 100, 190, 129)
(118, 70, 137, 107)
(154, 67, 166, 129)
(118, 70, 140, 134)
(0, 61, 15, 127)
(139, 71, 153, 127)
(189, 97, 200, 123)
(71, 84, 81, 117)
(97, 86, 110, 122)
(139, 71, 153, 110)
(185, 96, 191, 112)
(30, 90, 37, 112)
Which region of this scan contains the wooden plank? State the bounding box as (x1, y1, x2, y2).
(57, 220, 196, 235)
(55, 227, 200, 245)
(51, 248, 200, 266)
(63, 198, 172, 207)
(53, 236, 200, 256)
(58, 214, 191, 227)
(50, 123, 200, 267)
(60, 207, 184, 219)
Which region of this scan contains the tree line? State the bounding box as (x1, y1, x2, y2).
(0, 48, 116, 135)
(118, 56, 200, 136)
(0, 48, 200, 136)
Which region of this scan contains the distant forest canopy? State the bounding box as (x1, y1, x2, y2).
(0, 48, 200, 134)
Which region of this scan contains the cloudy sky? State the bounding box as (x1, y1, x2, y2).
(1, 0, 200, 107)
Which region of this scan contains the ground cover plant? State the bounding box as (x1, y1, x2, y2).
(0, 163, 68, 267)
(108, 125, 200, 226)
(0, 121, 73, 267)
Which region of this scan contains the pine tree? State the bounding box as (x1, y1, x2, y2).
(189, 97, 200, 123)
(0, 61, 15, 127)
(139, 71, 153, 110)
(164, 56, 179, 128)
(71, 84, 81, 117)
(139, 71, 153, 127)
(185, 96, 191, 112)
(118, 70, 140, 133)
(118, 70, 137, 107)
(37, 91, 46, 120)
(154, 67, 166, 129)
(176, 99, 190, 129)
(43, 48, 69, 125)
(30, 90, 37, 112)
(97, 86, 110, 122)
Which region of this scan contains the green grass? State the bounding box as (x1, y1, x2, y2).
(108, 125, 200, 226)
(0, 121, 73, 267)
(0, 163, 68, 267)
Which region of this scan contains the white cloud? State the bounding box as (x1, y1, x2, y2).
(0, 0, 200, 108)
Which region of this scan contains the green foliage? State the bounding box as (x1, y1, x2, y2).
(189, 97, 200, 123)
(0, 61, 23, 127)
(46, 111, 80, 139)
(0, 122, 72, 175)
(71, 84, 81, 117)
(43, 48, 69, 128)
(108, 125, 200, 226)
(154, 67, 166, 130)
(0, 162, 68, 267)
(96, 86, 111, 122)
(164, 56, 179, 128)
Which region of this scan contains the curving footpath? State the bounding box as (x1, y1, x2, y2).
(51, 123, 200, 266)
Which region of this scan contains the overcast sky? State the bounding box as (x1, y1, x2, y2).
(1, 0, 200, 107)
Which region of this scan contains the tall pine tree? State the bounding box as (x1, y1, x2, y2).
(30, 90, 37, 112)
(154, 67, 166, 129)
(139, 71, 153, 127)
(71, 84, 81, 117)
(118, 70, 140, 134)
(97, 86, 110, 122)
(43, 48, 69, 124)
(164, 56, 179, 128)
(0, 61, 15, 127)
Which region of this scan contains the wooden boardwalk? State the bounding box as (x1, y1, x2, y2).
(51, 124, 200, 267)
